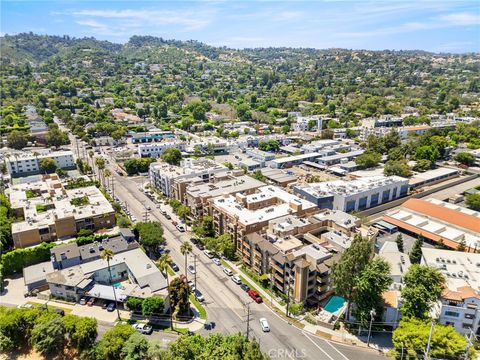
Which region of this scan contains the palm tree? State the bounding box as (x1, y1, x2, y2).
(180, 241, 192, 280)
(95, 158, 106, 187)
(178, 205, 191, 231)
(157, 254, 173, 330)
(88, 151, 94, 175)
(104, 169, 111, 190)
(101, 249, 121, 320)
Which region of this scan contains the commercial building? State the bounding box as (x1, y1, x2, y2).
(408, 167, 459, 189)
(383, 198, 480, 251)
(271, 152, 323, 169)
(260, 168, 297, 187)
(294, 176, 409, 212)
(138, 140, 186, 158)
(8, 174, 116, 248)
(245, 149, 276, 162)
(210, 185, 318, 250)
(131, 130, 175, 143)
(149, 158, 229, 202)
(317, 150, 365, 167)
(6, 150, 76, 178)
(421, 248, 480, 335)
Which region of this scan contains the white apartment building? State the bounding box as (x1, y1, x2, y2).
(422, 248, 480, 335)
(294, 175, 409, 212)
(6, 150, 76, 177)
(138, 141, 186, 158)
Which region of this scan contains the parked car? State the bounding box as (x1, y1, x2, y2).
(87, 298, 95, 306)
(102, 301, 109, 309)
(194, 290, 205, 302)
(172, 220, 178, 226)
(223, 267, 233, 276)
(17, 303, 34, 309)
(204, 250, 214, 259)
(171, 263, 179, 272)
(188, 265, 196, 274)
(231, 275, 242, 285)
(190, 238, 198, 244)
(79, 297, 87, 305)
(106, 302, 116, 312)
(176, 224, 186, 232)
(259, 318, 270, 332)
(212, 258, 221, 266)
(165, 214, 171, 220)
(156, 204, 161, 209)
(187, 280, 196, 291)
(240, 284, 250, 292)
(248, 290, 263, 303)
(196, 243, 205, 251)
(133, 323, 153, 335)
(146, 206, 152, 211)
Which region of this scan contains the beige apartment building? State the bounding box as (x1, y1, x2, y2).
(209, 185, 319, 251)
(8, 174, 116, 248)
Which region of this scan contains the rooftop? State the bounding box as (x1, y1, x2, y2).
(187, 175, 264, 199)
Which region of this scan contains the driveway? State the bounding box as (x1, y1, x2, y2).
(1, 275, 28, 306)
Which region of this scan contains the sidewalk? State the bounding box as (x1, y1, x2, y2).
(226, 260, 370, 348)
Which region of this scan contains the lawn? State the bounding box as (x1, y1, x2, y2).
(26, 302, 72, 315)
(220, 259, 233, 270)
(189, 294, 207, 319)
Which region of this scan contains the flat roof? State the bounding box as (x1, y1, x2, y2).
(409, 168, 458, 186)
(272, 152, 322, 165)
(23, 261, 54, 286)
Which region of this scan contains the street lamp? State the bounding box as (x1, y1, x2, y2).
(366, 308, 376, 347)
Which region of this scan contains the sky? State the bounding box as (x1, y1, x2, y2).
(1, 1, 479, 53)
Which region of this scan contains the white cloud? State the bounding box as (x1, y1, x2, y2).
(76, 19, 109, 31)
(438, 12, 480, 26)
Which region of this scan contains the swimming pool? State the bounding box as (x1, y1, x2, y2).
(323, 295, 346, 315)
(112, 282, 123, 289)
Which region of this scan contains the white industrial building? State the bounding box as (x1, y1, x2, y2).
(6, 150, 76, 177)
(294, 176, 409, 212)
(138, 141, 186, 158)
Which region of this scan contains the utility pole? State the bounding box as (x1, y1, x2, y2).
(245, 302, 252, 341)
(194, 255, 198, 292)
(464, 328, 475, 360)
(111, 177, 115, 199)
(424, 319, 435, 360)
(367, 308, 376, 347)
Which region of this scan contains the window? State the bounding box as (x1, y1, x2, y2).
(382, 189, 391, 202)
(444, 310, 460, 318)
(463, 323, 472, 329)
(465, 313, 475, 319)
(370, 193, 379, 206)
(346, 200, 356, 212)
(358, 197, 368, 210)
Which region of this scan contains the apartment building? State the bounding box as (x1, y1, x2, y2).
(210, 185, 318, 250)
(149, 158, 229, 201)
(294, 175, 409, 212)
(6, 150, 76, 178)
(422, 248, 480, 335)
(8, 174, 116, 248)
(185, 174, 264, 219)
(138, 140, 186, 158)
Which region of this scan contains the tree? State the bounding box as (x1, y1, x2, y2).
(63, 315, 97, 351)
(457, 238, 467, 252)
(415, 145, 440, 164)
(401, 264, 445, 319)
(258, 139, 279, 152)
(161, 148, 182, 166)
(125, 297, 143, 313)
(7, 130, 29, 149)
(180, 241, 192, 281)
(135, 221, 165, 255)
(177, 205, 191, 229)
(38, 157, 57, 174)
(142, 296, 165, 318)
(353, 258, 392, 327)
(355, 151, 381, 169)
(252, 170, 266, 182)
(46, 126, 69, 148)
(331, 235, 372, 319)
(169, 276, 190, 316)
(466, 193, 480, 211)
(30, 315, 66, 356)
(454, 152, 475, 166)
(121, 332, 149, 360)
(95, 158, 106, 187)
(101, 249, 121, 320)
(392, 318, 471, 360)
(384, 160, 412, 178)
(412, 159, 432, 172)
(96, 324, 135, 360)
(205, 234, 235, 259)
(396, 233, 404, 253)
(156, 253, 172, 328)
(409, 237, 423, 264)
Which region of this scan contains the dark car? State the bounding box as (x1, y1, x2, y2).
(165, 214, 171, 220)
(53, 308, 65, 316)
(190, 238, 198, 244)
(102, 301, 108, 309)
(171, 263, 179, 272)
(107, 302, 116, 312)
(240, 283, 250, 292)
(196, 243, 205, 251)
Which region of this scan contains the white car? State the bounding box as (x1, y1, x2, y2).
(132, 323, 153, 335)
(176, 224, 186, 232)
(231, 275, 242, 285)
(259, 318, 270, 332)
(204, 250, 214, 259)
(188, 280, 196, 291)
(212, 258, 221, 266)
(223, 267, 233, 276)
(17, 303, 34, 309)
(188, 265, 196, 274)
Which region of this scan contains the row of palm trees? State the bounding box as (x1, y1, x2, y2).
(100, 240, 194, 329)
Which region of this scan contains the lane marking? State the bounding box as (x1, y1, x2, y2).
(325, 340, 350, 360)
(302, 331, 335, 360)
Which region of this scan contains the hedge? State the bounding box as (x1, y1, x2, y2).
(1, 242, 56, 275)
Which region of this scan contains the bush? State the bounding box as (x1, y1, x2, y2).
(142, 297, 164, 317)
(77, 229, 94, 237)
(1, 242, 56, 275)
(126, 297, 144, 313)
